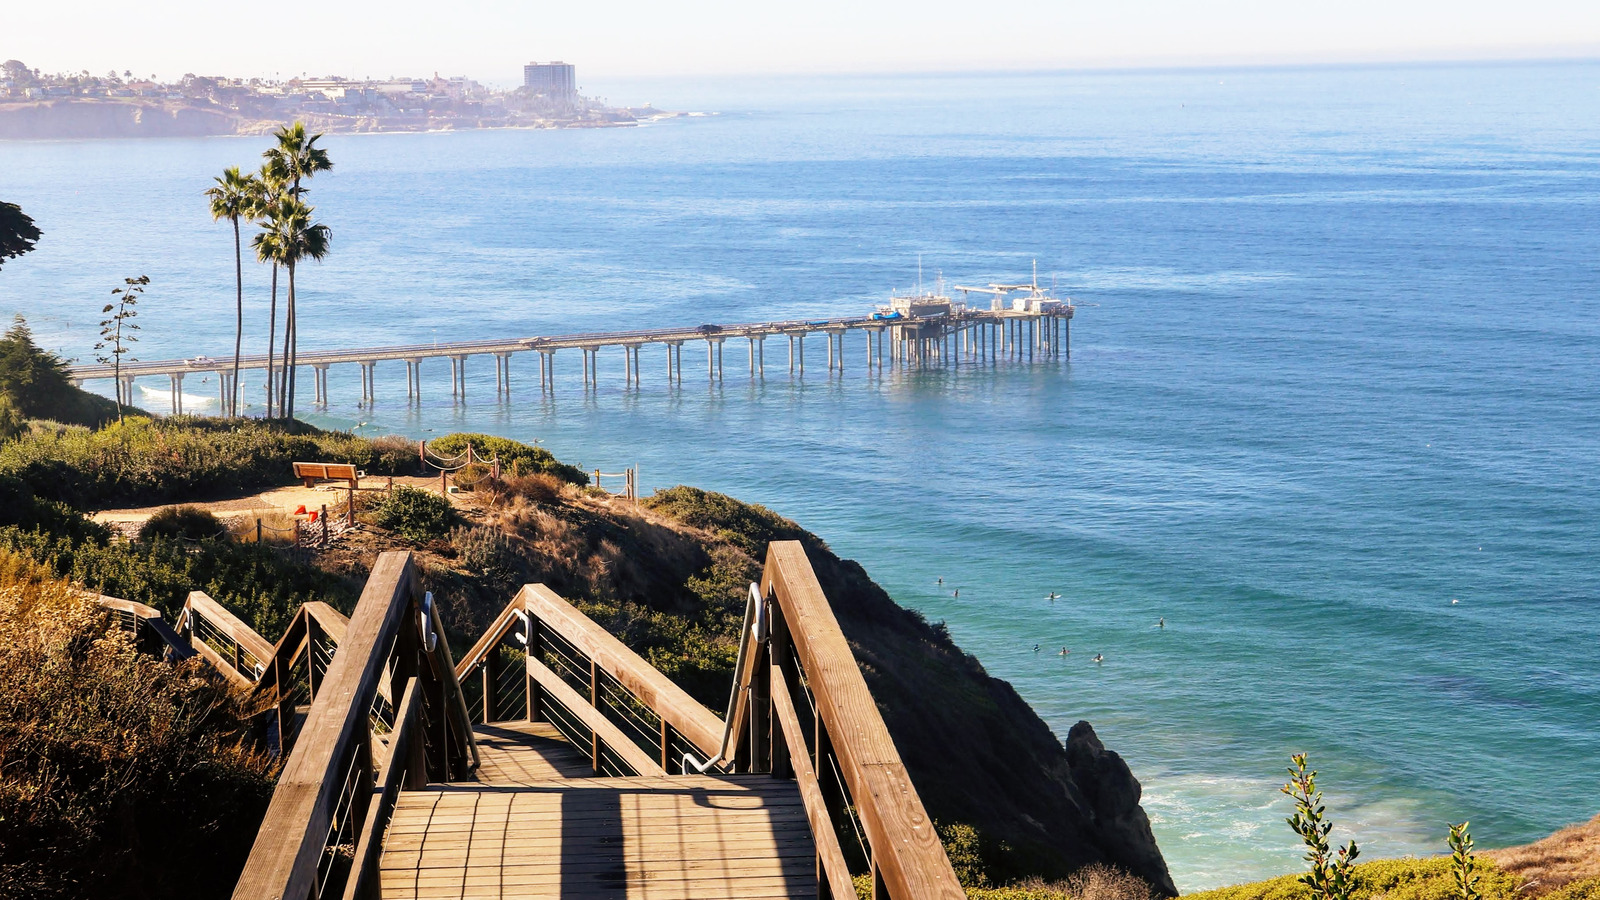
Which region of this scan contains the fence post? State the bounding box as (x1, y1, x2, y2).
(256, 518, 262, 544)
(493, 456, 500, 480)
(347, 482, 355, 527)
(293, 519, 301, 547)
(320, 505, 328, 548)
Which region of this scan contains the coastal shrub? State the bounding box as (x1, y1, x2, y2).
(449, 526, 522, 595)
(368, 433, 421, 475)
(427, 432, 588, 485)
(373, 486, 458, 544)
(0, 417, 340, 508)
(0, 553, 275, 900)
(0, 525, 360, 639)
(138, 505, 227, 543)
(643, 485, 813, 557)
(482, 472, 565, 506)
(1185, 856, 1526, 900)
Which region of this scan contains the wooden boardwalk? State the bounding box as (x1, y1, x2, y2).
(378, 722, 818, 900)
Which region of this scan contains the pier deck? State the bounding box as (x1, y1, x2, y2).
(68, 304, 1072, 413)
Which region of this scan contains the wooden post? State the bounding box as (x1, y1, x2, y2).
(526, 615, 541, 723)
(659, 719, 670, 771)
(320, 505, 328, 548)
(256, 518, 262, 544)
(482, 652, 497, 724)
(347, 482, 355, 527)
(589, 658, 600, 772)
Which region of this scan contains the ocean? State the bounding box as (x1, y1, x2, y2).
(2, 61, 1598, 891)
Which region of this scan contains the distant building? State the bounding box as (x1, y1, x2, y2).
(523, 62, 575, 102)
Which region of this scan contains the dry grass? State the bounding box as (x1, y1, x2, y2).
(226, 508, 305, 545)
(1488, 815, 1600, 894)
(0, 549, 275, 899)
(480, 473, 567, 507)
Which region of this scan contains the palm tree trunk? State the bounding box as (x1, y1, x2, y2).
(231, 216, 243, 418)
(266, 265, 279, 418)
(280, 271, 294, 419)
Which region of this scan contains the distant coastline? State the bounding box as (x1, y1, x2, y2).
(0, 98, 689, 140)
(0, 59, 687, 140)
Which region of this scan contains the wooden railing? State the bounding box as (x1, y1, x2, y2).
(178, 591, 275, 689)
(725, 540, 966, 900)
(456, 583, 724, 776)
(456, 541, 963, 899)
(232, 552, 477, 900)
(92, 594, 197, 661)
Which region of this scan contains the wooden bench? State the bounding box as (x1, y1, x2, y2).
(292, 461, 358, 489)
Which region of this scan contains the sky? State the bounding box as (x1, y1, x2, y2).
(5, 0, 1600, 85)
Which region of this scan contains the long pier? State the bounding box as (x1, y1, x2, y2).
(70, 303, 1072, 415)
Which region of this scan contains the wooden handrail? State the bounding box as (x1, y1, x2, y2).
(92, 594, 196, 661)
(770, 661, 858, 900)
(183, 590, 275, 687)
(527, 655, 666, 776)
(523, 584, 725, 757)
(759, 540, 965, 900)
(342, 677, 422, 900)
(233, 551, 476, 900)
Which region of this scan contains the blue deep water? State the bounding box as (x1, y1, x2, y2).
(3, 61, 1598, 891)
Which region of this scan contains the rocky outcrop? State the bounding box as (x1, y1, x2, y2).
(1068, 721, 1178, 895)
(0, 100, 237, 140)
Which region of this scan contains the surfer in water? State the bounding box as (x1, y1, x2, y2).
(1092, 653, 1104, 663)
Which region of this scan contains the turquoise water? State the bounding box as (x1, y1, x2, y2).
(4, 62, 1599, 891)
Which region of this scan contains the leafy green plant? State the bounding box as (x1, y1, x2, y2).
(1450, 823, 1480, 900)
(372, 486, 457, 544)
(1283, 753, 1361, 900)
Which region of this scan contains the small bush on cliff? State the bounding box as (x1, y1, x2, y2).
(643, 485, 812, 556)
(373, 486, 458, 544)
(138, 505, 226, 543)
(0, 552, 275, 900)
(427, 432, 587, 485)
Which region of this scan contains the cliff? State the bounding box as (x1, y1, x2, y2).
(0, 100, 237, 139)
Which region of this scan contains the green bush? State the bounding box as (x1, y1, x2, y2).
(427, 432, 587, 485)
(138, 505, 226, 543)
(0, 417, 381, 509)
(644, 485, 813, 557)
(373, 486, 458, 544)
(0, 525, 359, 639)
(1186, 857, 1525, 900)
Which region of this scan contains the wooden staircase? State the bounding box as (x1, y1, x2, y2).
(208, 542, 963, 900)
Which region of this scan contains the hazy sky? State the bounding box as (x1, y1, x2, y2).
(7, 0, 1600, 85)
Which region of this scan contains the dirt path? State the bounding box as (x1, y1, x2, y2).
(91, 476, 450, 528)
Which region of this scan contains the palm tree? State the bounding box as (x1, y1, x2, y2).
(249, 159, 287, 416)
(264, 123, 332, 412)
(204, 167, 257, 417)
(253, 196, 330, 420)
